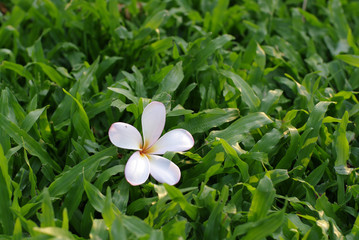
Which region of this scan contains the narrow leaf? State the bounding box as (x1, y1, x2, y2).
(219, 69, 261, 111)
(48, 147, 116, 197)
(336, 54, 359, 67)
(21, 106, 47, 132)
(157, 61, 184, 93)
(0, 146, 13, 234)
(1, 61, 33, 79)
(248, 176, 275, 221)
(0, 113, 61, 174)
(40, 188, 55, 227)
(63, 89, 95, 142)
(164, 184, 198, 220)
(208, 112, 273, 144)
(35, 62, 68, 87)
(84, 178, 106, 212)
(179, 108, 239, 134)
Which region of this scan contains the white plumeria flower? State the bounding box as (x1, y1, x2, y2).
(108, 101, 194, 186)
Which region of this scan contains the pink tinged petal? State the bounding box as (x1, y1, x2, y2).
(147, 129, 194, 155)
(125, 151, 150, 186)
(108, 122, 142, 150)
(148, 155, 181, 185)
(141, 101, 166, 149)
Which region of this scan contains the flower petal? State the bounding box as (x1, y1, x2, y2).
(108, 122, 142, 150)
(141, 101, 166, 149)
(147, 129, 194, 154)
(148, 155, 181, 185)
(125, 151, 150, 186)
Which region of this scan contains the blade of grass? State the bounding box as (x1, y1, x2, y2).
(157, 61, 184, 94)
(164, 184, 198, 220)
(0, 145, 13, 234)
(179, 108, 239, 134)
(248, 176, 276, 221)
(48, 147, 116, 197)
(207, 112, 273, 144)
(219, 69, 261, 112)
(334, 111, 350, 204)
(63, 89, 95, 142)
(0, 113, 61, 175)
(40, 188, 55, 227)
(35, 62, 68, 87)
(1, 61, 33, 80)
(21, 106, 48, 132)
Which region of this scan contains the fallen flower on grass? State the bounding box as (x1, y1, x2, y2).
(109, 101, 194, 186)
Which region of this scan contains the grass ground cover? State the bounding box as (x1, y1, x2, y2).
(1, 0, 359, 239)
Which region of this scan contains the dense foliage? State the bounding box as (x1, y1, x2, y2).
(1, 0, 359, 239)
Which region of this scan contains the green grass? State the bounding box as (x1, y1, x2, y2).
(1, 0, 359, 239)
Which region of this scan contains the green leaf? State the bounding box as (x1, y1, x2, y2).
(0, 91, 11, 154)
(220, 139, 249, 182)
(84, 177, 106, 213)
(328, 0, 349, 39)
(306, 159, 329, 187)
(103, 187, 116, 227)
(248, 176, 276, 221)
(48, 147, 116, 197)
(243, 210, 285, 240)
(210, 0, 229, 35)
(259, 89, 283, 114)
(184, 35, 234, 78)
(89, 219, 108, 240)
(179, 108, 239, 134)
(149, 230, 164, 240)
(50, 59, 99, 126)
(21, 106, 48, 132)
(242, 39, 258, 67)
(178, 83, 197, 106)
(203, 186, 228, 240)
(40, 188, 55, 227)
(143, 10, 167, 30)
(0, 113, 61, 175)
(110, 216, 127, 240)
(219, 69, 261, 111)
(334, 111, 350, 204)
(94, 165, 124, 190)
(63, 89, 95, 142)
(1, 61, 33, 79)
(336, 54, 359, 67)
(267, 169, 289, 185)
(150, 38, 173, 54)
(108, 87, 139, 103)
(13, 218, 22, 240)
(0, 146, 13, 234)
(157, 61, 184, 93)
(297, 101, 332, 169)
(62, 176, 84, 219)
(291, 158, 329, 200)
(204, 163, 222, 184)
(23, 149, 37, 198)
(250, 128, 282, 154)
(62, 208, 69, 231)
(334, 111, 350, 167)
(0, 144, 11, 200)
(164, 184, 198, 220)
(162, 220, 186, 240)
(349, 216, 359, 238)
(35, 62, 68, 87)
(33, 227, 76, 240)
(113, 179, 130, 213)
(207, 112, 273, 144)
(276, 127, 300, 169)
(122, 215, 153, 238)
